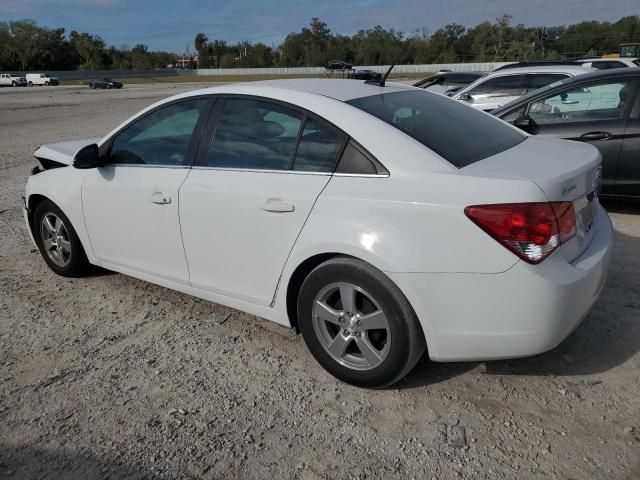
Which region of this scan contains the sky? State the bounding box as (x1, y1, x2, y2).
(1, 0, 637, 53)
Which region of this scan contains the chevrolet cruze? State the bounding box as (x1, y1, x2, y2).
(23, 79, 613, 388)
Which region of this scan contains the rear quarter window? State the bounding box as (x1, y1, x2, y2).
(347, 90, 525, 168)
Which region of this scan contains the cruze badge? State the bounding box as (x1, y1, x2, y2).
(561, 183, 576, 196)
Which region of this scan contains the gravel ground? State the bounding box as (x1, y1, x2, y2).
(0, 84, 639, 480)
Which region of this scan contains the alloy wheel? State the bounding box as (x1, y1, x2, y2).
(40, 213, 72, 267)
(312, 282, 391, 371)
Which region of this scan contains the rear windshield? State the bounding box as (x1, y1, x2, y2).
(347, 90, 525, 168)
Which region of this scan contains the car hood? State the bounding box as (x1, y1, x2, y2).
(34, 138, 100, 166)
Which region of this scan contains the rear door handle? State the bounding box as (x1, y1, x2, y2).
(260, 199, 295, 213)
(149, 192, 171, 205)
(580, 131, 612, 141)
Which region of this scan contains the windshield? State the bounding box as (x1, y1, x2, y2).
(347, 90, 525, 168)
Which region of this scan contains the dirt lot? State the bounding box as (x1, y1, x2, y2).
(0, 84, 639, 480)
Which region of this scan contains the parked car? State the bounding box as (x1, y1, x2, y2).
(493, 68, 640, 197)
(89, 78, 123, 89)
(452, 66, 593, 111)
(325, 60, 352, 71)
(413, 72, 485, 96)
(574, 57, 639, 69)
(24, 79, 612, 388)
(0, 73, 27, 87)
(348, 69, 381, 81)
(493, 61, 583, 71)
(26, 73, 59, 86)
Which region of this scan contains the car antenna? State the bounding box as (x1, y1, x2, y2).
(365, 63, 395, 87)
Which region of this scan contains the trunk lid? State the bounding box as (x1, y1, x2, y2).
(463, 136, 603, 261)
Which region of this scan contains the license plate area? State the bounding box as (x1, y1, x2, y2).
(575, 190, 597, 249)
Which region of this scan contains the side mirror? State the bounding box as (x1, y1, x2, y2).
(514, 114, 533, 131)
(458, 92, 471, 101)
(73, 143, 100, 169)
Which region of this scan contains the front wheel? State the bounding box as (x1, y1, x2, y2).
(33, 200, 90, 277)
(28, 82, 33, 87)
(297, 257, 426, 388)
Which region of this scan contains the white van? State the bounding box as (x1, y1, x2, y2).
(26, 73, 59, 86)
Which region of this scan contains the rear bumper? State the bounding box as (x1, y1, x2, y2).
(390, 205, 613, 362)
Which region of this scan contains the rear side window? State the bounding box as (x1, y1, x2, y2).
(468, 75, 525, 96)
(293, 118, 345, 172)
(527, 74, 568, 92)
(591, 61, 625, 70)
(203, 98, 303, 170)
(347, 90, 525, 168)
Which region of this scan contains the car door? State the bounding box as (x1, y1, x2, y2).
(461, 74, 526, 111)
(522, 78, 638, 194)
(82, 97, 213, 284)
(179, 96, 347, 306)
(615, 80, 640, 195)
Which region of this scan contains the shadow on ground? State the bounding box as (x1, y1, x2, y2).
(0, 444, 165, 480)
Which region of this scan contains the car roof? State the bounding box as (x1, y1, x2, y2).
(493, 68, 640, 115)
(191, 78, 415, 102)
(487, 65, 593, 76)
(577, 57, 638, 62)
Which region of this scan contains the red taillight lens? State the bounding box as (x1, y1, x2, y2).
(465, 202, 576, 264)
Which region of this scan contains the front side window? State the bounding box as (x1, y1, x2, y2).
(468, 75, 525, 97)
(202, 98, 303, 170)
(110, 99, 208, 165)
(528, 80, 635, 125)
(348, 90, 525, 168)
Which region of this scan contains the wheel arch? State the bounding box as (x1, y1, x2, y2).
(283, 251, 432, 356)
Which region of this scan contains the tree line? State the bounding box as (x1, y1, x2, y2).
(1, 15, 639, 72)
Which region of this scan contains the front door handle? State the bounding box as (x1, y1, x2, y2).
(149, 192, 171, 205)
(260, 199, 295, 213)
(580, 131, 612, 141)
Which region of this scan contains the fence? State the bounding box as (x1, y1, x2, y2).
(194, 62, 511, 76)
(0, 62, 511, 80)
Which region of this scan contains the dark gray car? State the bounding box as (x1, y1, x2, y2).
(493, 69, 640, 197)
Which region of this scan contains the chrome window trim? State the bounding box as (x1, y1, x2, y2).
(190, 166, 331, 176)
(190, 166, 389, 177)
(100, 164, 191, 169)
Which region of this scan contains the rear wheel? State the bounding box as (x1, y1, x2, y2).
(297, 257, 426, 388)
(33, 200, 90, 277)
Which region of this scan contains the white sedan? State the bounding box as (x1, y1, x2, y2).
(24, 79, 613, 388)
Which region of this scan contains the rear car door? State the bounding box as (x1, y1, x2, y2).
(179, 96, 347, 306)
(615, 80, 640, 195)
(82, 97, 212, 284)
(522, 79, 638, 194)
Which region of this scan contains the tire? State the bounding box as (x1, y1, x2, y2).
(28, 82, 33, 87)
(33, 199, 90, 277)
(11, 81, 16, 87)
(90, 83, 95, 89)
(297, 257, 426, 388)
(107, 84, 112, 89)
(45, 82, 50, 86)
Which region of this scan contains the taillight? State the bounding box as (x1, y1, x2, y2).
(465, 202, 576, 264)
